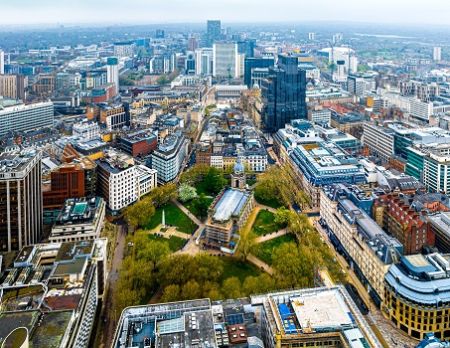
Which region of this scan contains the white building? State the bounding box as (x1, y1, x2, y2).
(50, 197, 106, 243)
(195, 48, 213, 76)
(106, 57, 120, 94)
(409, 97, 433, 122)
(0, 49, 4, 75)
(151, 134, 189, 184)
(362, 123, 395, 163)
(213, 42, 238, 78)
(72, 120, 100, 140)
(113, 42, 135, 58)
(433, 46, 442, 62)
(308, 32, 316, 41)
(309, 108, 331, 126)
(135, 165, 158, 197)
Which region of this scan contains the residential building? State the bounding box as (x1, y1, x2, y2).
(0, 74, 27, 100)
(32, 73, 55, 96)
(261, 55, 307, 132)
(0, 101, 54, 138)
(195, 48, 213, 76)
(0, 147, 42, 252)
(49, 197, 106, 243)
(151, 133, 189, 184)
(321, 185, 403, 305)
(0, 239, 108, 347)
(433, 46, 442, 62)
(383, 252, 450, 341)
(213, 42, 238, 79)
(113, 41, 135, 58)
(106, 57, 119, 95)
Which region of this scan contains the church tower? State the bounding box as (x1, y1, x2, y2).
(231, 157, 246, 189)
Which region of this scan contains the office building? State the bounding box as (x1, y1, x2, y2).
(321, 185, 403, 305)
(429, 212, 450, 252)
(0, 49, 4, 74)
(254, 286, 381, 348)
(244, 57, 274, 88)
(308, 106, 331, 126)
(347, 73, 376, 96)
(206, 20, 221, 47)
(0, 74, 27, 100)
(308, 32, 316, 41)
(117, 129, 158, 157)
(433, 46, 442, 61)
(261, 55, 307, 132)
(106, 57, 119, 95)
(96, 150, 157, 211)
(362, 123, 395, 163)
(417, 333, 450, 348)
(0, 239, 107, 348)
(32, 73, 55, 96)
(383, 252, 450, 341)
(99, 103, 129, 131)
(195, 48, 213, 76)
(0, 101, 54, 138)
(50, 197, 106, 243)
(113, 41, 135, 58)
(151, 133, 189, 184)
(188, 37, 199, 51)
(0, 148, 42, 252)
(155, 29, 165, 39)
(213, 42, 238, 79)
(72, 120, 100, 140)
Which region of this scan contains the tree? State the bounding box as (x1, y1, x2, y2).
(203, 167, 227, 195)
(161, 284, 181, 302)
(181, 280, 201, 300)
(157, 75, 169, 85)
(242, 276, 260, 296)
(180, 164, 210, 185)
(222, 277, 241, 299)
(178, 183, 197, 203)
(192, 194, 211, 220)
(274, 207, 291, 226)
(238, 230, 258, 261)
(193, 254, 223, 283)
(124, 199, 156, 229)
(151, 183, 178, 207)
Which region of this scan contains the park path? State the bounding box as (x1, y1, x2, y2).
(247, 254, 274, 275)
(172, 199, 203, 226)
(255, 228, 288, 244)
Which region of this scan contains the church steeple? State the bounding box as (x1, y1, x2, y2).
(231, 157, 246, 189)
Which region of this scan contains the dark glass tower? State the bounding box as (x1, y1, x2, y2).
(206, 20, 221, 47)
(261, 55, 307, 132)
(244, 56, 275, 88)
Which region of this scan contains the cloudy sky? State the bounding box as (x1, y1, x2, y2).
(0, 0, 449, 26)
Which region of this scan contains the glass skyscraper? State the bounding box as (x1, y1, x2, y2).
(206, 20, 221, 47)
(261, 55, 307, 132)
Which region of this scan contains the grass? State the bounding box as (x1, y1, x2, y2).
(184, 196, 214, 221)
(144, 202, 198, 234)
(252, 210, 285, 236)
(219, 257, 262, 283)
(147, 234, 186, 252)
(254, 234, 296, 265)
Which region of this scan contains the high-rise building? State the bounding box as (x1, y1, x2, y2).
(244, 57, 275, 87)
(206, 20, 221, 47)
(0, 101, 54, 138)
(0, 148, 42, 252)
(155, 29, 165, 39)
(188, 37, 199, 51)
(261, 55, 307, 132)
(213, 42, 238, 78)
(0, 49, 4, 74)
(237, 39, 256, 58)
(433, 46, 442, 61)
(308, 32, 316, 41)
(195, 48, 213, 76)
(0, 74, 27, 100)
(106, 57, 119, 95)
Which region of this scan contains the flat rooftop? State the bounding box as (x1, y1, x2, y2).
(0, 148, 40, 175)
(54, 197, 103, 226)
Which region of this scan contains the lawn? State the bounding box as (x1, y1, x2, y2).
(147, 234, 187, 252)
(254, 234, 296, 265)
(144, 202, 198, 234)
(219, 257, 262, 283)
(184, 196, 214, 221)
(252, 210, 285, 236)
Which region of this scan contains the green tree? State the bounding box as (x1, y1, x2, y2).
(151, 183, 178, 207)
(222, 277, 241, 299)
(124, 200, 156, 229)
(238, 230, 258, 261)
(193, 254, 224, 283)
(242, 276, 260, 296)
(161, 284, 181, 302)
(178, 183, 197, 203)
(192, 194, 212, 220)
(204, 167, 227, 194)
(274, 207, 291, 226)
(181, 280, 201, 300)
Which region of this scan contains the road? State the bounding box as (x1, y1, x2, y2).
(99, 223, 127, 348)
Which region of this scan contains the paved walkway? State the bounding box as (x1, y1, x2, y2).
(255, 228, 288, 244)
(146, 225, 191, 240)
(172, 199, 203, 226)
(247, 254, 274, 275)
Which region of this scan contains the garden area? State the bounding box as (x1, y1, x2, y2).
(143, 202, 198, 234)
(254, 234, 296, 265)
(251, 209, 286, 236)
(147, 234, 187, 252)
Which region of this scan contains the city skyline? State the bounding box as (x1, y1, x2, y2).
(1, 0, 450, 26)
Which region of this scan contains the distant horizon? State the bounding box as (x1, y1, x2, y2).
(2, 0, 450, 27)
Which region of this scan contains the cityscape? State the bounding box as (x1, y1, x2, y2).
(2, 1, 450, 348)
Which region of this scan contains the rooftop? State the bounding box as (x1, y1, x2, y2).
(211, 188, 252, 222)
(0, 147, 41, 175)
(54, 197, 104, 226)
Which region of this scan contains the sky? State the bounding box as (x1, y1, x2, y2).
(0, 0, 449, 26)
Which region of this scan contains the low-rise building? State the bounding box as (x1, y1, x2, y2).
(117, 129, 158, 157)
(321, 184, 403, 305)
(72, 120, 100, 140)
(50, 197, 106, 243)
